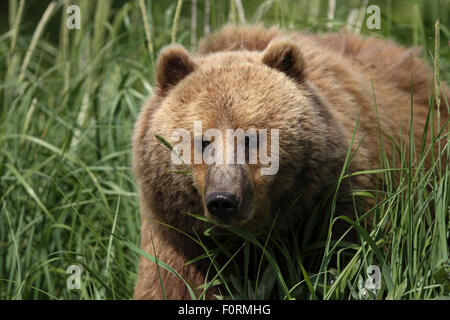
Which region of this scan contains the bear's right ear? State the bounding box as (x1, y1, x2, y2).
(156, 45, 196, 92)
(262, 38, 304, 83)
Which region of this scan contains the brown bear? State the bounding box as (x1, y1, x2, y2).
(132, 24, 448, 300)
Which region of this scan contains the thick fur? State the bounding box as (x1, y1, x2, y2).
(132, 24, 448, 300)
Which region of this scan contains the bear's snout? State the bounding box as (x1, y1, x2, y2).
(206, 192, 240, 224)
(203, 164, 254, 227)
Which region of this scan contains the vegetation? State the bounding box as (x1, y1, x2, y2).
(0, 0, 448, 300)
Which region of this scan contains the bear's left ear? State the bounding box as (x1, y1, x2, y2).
(262, 39, 304, 83)
(156, 45, 196, 92)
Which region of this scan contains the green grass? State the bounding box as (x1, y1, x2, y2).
(0, 0, 449, 300)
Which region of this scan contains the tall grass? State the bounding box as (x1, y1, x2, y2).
(0, 0, 448, 300)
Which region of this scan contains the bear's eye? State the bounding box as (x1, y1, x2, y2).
(202, 139, 211, 151)
(245, 135, 258, 163)
(244, 135, 259, 150)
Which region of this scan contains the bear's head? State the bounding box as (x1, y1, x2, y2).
(136, 38, 347, 229)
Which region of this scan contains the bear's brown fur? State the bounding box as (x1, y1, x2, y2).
(132, 24, 448, 299)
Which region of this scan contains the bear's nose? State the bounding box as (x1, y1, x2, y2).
(206, 192, 239, 221)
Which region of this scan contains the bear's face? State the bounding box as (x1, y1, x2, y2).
(149, 40, 337, 228)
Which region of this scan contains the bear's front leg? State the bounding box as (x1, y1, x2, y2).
(133, 218, 215, 300)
